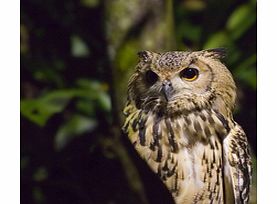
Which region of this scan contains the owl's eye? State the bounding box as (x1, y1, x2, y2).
(145, 70, 159, 84)
(180, 68, 199, 81)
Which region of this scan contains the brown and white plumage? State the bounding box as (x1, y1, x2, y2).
(122, 49, 252, 204)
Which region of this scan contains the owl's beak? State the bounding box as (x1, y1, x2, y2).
(162, 80, 174, 101)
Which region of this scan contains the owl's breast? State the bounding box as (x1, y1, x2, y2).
(123, 105, 233, 203)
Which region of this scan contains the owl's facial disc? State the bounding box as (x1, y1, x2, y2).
(129, 50, 237, 115)
(138, 58, 214, 113)
(144, 66, 202, 104)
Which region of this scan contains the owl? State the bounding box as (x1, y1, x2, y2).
(122, 49, 252, 204)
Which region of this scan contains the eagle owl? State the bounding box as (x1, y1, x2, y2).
(122, 49, 252, 204)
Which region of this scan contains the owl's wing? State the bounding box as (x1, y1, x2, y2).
(223, 124, 252, 204)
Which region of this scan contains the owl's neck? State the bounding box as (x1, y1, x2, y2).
(123, 102, 234, 150)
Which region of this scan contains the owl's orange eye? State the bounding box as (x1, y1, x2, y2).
(145, 70, 159, 85)
(180, 68, 199, 81)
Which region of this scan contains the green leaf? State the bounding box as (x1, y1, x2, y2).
(203, 31, 229, 49)
(21, 90, 76, 126)
(76, 99, 95, 115)
(98, 92, 111, 111)
(236, 68, 256, 89)
(227, 48, 242, 65)
(76, 79, 111, 111)
(21, 80, 111, 126)
(55, 114, 97, 151)
(177, 22, 201, 43)
(234, 54, 257, 89)
(71, 35, 90, 57)
(226, 3, 256, 40)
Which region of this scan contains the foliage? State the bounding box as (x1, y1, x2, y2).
(21, 0, 256, 203)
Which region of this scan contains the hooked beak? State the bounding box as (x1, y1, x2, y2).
(162, 80, 174, 101)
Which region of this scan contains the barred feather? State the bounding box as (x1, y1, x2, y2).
(123, 50, 252, 204)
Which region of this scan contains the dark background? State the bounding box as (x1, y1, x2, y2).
(21, 0, 257, 203)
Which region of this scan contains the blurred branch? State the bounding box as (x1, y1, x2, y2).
(104, 0, 176, 203)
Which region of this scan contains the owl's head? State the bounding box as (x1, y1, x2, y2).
(127, 49, 236, 117)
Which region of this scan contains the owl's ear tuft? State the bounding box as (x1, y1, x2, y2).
(137, 50, 153, 63)
(203, 48, 227, 59)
